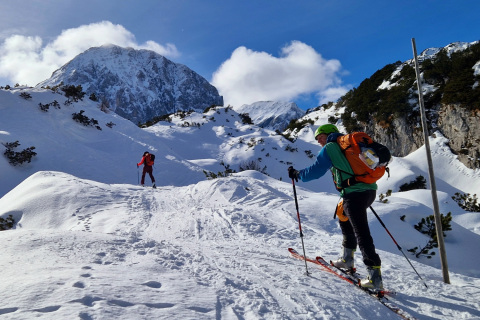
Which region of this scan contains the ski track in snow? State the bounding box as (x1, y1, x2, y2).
(1, 173, 480, 319)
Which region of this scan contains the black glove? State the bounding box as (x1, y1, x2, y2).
(288, 166, 299, 182)
(137, 164, 139, 168)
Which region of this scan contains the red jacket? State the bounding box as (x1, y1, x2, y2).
(138, 154, 154, 167)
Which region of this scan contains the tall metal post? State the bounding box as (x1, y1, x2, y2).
(411, 38, 450, 284)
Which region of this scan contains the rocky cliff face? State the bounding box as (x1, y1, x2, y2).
(37, 45, 223, 124)
(340, 41, 480, 170)
(365, 104, 480, 169)
(437, 105, 480, 168)
(369, 116, 423, 157)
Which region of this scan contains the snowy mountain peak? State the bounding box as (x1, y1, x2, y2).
(233, 101, 305, 131)
(416, 40, 479, 61)
(36, 44, 223, 124)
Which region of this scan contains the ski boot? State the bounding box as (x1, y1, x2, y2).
(360, 266, 383, 291)
(331, 247, 355, 271)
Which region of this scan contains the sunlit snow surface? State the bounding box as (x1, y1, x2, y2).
(1, 88, 480, 319)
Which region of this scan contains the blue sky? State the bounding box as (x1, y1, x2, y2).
(1, 0, 479, 110)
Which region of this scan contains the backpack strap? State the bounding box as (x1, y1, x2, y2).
(332, 166, 364, 191)
(332, 164, 390, 191)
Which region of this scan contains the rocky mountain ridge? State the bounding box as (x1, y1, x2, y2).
(37, 44, 223, 125)
(337, 41, 480, 169)
(233, 101, 305, 132)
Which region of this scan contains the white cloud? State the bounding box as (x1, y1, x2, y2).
(212, 41, 349, 107)
(318, 86, 350, 105)
(0, 21, 179, 86)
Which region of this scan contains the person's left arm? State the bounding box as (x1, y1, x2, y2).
(298, 146, 333, 182)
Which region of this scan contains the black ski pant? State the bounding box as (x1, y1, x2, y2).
(339, 189, 381, 267)
(141, 165, 155, 185)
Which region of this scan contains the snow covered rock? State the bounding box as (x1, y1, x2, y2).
(37, 44, 223, 124)
(233, 101, 305, 131)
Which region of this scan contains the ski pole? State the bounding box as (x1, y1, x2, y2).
(137, 165, 140, 185)
(291, 178, 310, 276)
(369, 206, 428, 288)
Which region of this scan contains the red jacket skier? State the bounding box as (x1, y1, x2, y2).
(137, 151, 156, 188)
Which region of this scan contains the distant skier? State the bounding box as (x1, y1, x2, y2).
(287, 124, 383, 290)
(137, 151, 156, 188)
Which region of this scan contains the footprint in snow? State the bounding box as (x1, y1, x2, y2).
(33, 305, 61, 313)
(144, 302, 175, 309)
(0, 308, 18, 315)
(107, 299, 135, 307)
(69, 295, 104, 307)
(142, 281, 162, 289)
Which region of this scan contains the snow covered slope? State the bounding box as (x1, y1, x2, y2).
(0, 87, 206, 197)
(1, 87, 480, 319)
(1, 170, 480, 319)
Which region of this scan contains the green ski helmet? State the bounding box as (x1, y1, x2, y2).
(314, 124, 339, 139)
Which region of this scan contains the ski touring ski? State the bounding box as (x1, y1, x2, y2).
(288, 248, 417, 320)
(315, 254, 395, 297)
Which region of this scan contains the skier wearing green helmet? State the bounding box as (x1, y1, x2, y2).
(288, 123, 383, 291)
(314, 123, 340, 137)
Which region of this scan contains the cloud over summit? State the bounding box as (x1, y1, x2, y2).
(1, 22, 348, 108)
(0, 21, 179, 86)
(212, 41, 349, 107)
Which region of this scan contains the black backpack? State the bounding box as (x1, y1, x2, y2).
(149, 154, 155, 162)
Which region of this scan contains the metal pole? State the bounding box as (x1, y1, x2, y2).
(411, 38, 450, 284)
